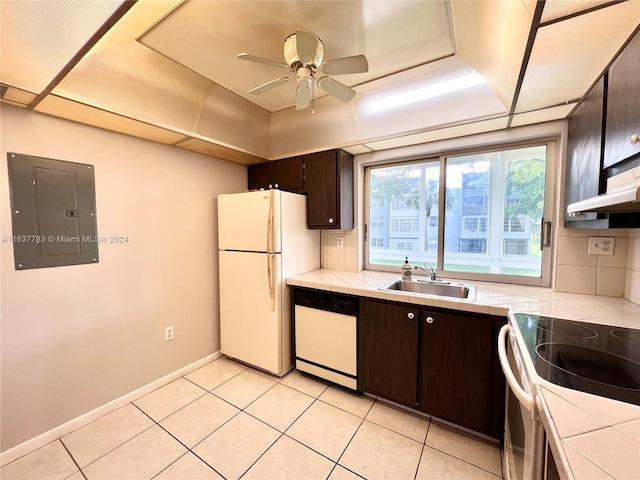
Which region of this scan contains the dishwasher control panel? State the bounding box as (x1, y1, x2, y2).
(293, 289, 357, 316)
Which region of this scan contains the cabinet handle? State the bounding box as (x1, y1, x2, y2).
(274, 183, 279, 188)
(631, 134, 639, 145)
(268, 184, 273, 189)
(426, 316, 434, 324)
(328, 218, 334, 224)
(407, 312, 415, 319)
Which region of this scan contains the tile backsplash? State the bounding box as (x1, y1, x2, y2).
(626, 230, 640, 305)
(321, 230, 359, 272)
(554, 226, 640, 305)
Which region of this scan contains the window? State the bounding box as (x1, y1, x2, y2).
(504, 239, 529, 255)
(366, 161, 440, 268)
(463, 217, 488, 233)
(370, 217, 385, 228)
(460, 238, 487, 254)
(391, 218, 418, 232)
(504, 216, 526, 232)
(365, 142, 554, 286)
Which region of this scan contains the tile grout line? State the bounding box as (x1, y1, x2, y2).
(58, 438, 87, 480)
(412, 417, 433, 480)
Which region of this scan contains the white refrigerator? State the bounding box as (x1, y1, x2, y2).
(217, 190, 320, 376)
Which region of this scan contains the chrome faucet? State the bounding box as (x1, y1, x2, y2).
(414, 265, 437, 281)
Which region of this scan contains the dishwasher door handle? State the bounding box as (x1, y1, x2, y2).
(498, 324, 534, 413)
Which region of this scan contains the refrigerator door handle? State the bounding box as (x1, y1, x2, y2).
(267, 189, 274, 254)
(267, 253, 276, 310)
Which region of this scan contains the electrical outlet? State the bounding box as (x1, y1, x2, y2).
(165, 326, 174, 341)
(336, 236, 344, 249)
(587, 237, 615, 256)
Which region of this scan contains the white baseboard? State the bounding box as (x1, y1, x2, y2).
(0, 351, 221, 467)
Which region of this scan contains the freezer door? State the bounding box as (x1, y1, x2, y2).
(218, 190, 281, 252)
(219, 250, 282, 374)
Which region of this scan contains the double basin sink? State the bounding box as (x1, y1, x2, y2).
(380, 278, 477, 301)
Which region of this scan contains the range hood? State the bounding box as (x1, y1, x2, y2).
(567, 166, 640, 214)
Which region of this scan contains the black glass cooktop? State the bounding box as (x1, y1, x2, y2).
(513, 313, 640, 406)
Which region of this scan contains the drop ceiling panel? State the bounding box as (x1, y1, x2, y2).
(54, 41, 218, 133)
(0, 0, 124, 93)
(541, 0, 614, 23)
(450, 0, 534, 110)
(516, 1, 640, 113)
(510, 103, 576, 127)
(364, 117, 510, 151)
(139, 0, 454, 112)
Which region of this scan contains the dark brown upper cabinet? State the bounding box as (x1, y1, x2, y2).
(564, 28, 640, 228)
(604, 28, 640, 169)
(247, 156, 304, 193)
(247, 149, 354, 230)
(304, 150, 354, 230)
(564, 78, 604, 225)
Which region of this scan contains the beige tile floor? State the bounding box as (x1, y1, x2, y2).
(1, 357, 504, 480)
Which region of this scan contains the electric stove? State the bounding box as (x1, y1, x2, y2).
(513, 313, 640, 406)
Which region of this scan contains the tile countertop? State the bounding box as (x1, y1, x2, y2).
(286, 269, 640, 480)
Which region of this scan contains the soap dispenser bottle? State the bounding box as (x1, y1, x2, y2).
(402, 257, 412, 281)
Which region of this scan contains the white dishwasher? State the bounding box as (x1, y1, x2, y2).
(293, 289, 358, 390)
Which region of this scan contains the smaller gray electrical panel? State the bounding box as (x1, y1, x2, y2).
(7, 152, 99, 270)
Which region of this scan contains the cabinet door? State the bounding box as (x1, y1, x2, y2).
(305, 150, 353, 229)
(604, 30, 640, 168)
(247, 157, 304, 192)
(419, 310, 493, 433)
(564, 78, 604, 223)
(358, 298, 418, 407)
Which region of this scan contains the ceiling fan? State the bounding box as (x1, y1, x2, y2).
(238, 29, 369, 111)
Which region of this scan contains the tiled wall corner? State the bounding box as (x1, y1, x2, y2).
(554, 227, 628, 297)
(321, 229, 360, 272)
(625, 231, 640, 305)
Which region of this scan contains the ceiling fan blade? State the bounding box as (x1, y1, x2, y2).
(296, 29, 319, 64)
(238, 53, 290, 70)
(317, 76, 356, 103)
(296, 80, 312, 110)
(322, 55, 369, 75)
(249, 77, 289, 95)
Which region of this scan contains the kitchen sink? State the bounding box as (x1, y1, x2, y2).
(379, 279, 477, 300)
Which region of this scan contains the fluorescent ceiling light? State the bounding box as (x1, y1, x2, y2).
(366, 72, 485, 113)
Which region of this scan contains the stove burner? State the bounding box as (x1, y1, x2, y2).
(513, 313, 640, 405)
(611, 328, 640, 345)
(535, 318, 597, 338)
(536, 343, 640, 390)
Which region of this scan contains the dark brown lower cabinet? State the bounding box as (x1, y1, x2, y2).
(419, 310, 493, 433)
(358, 298, 419, 407)
(358, 297, 506, 440)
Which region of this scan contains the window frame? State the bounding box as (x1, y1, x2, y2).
(363, 139, 557, 287)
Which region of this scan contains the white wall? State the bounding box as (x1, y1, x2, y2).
(0, 105, 246, 451)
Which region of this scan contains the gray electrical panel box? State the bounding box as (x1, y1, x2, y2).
(7, 152, 99, 269)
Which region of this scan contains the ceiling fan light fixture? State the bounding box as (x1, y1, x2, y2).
(284, 31, 324, 68)
(296, 67, 313, 110)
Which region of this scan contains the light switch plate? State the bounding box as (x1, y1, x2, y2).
(587, 237, 615, 255)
